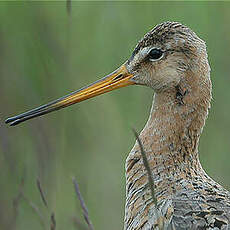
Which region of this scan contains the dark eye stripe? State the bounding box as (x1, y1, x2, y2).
(149, 48, 163, 60)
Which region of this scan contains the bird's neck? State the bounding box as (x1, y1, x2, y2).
(145, 72, 211, 167)
(125, 67, 212, 203)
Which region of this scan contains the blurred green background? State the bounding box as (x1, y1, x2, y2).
(0, 2, 230, 230)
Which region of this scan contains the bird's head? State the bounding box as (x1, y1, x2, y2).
(5, 22, 209, 126)
(126, 21, 208, 92)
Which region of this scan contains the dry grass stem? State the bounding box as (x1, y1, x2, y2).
(50, 213, 56, 230)
(72, 217, 89, 230)
(37, 178, 48, 208)
(72, 177, 94, 230)
(66, 0, 71, 16)
(133, 129, 158, 208)
(21, 193, 47, 229)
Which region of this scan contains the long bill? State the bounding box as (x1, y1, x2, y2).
(5, 64, 134, 126)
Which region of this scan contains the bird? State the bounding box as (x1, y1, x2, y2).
(5, 21, 230, 229)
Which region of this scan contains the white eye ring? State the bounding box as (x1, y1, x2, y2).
(148, 48, 164, 61)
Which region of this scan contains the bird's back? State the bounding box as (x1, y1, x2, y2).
(170, 174, 230, 229)
(125, 149, 230, 230)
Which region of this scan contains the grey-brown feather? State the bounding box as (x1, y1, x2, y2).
(124, 22, 230, 230)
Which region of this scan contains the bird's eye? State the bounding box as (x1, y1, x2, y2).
(148, 48, 163, 61)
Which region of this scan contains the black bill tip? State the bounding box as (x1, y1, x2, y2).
(7, 119, 21, 126)
(5, 117, 14, 124)
(5, 116, 22, 126)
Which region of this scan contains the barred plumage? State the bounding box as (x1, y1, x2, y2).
(125, 22, 230, 229)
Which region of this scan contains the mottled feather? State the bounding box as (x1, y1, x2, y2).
(124, 22, 230, 230)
